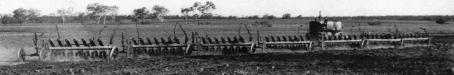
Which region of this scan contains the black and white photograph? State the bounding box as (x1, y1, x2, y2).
(0, 0, 453, 74)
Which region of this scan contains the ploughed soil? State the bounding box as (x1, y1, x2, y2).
(0, 36, 453, 75)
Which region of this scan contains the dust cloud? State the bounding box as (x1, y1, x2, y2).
(0, 44, 19, 61)
(0, 43, 29, 66)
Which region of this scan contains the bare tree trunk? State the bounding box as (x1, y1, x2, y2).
(61, 16, 66, 24)
(157, 14, 164, 22)
(97, 16, 102, 24)
(112, 15, 117, 24)
(103, 15, 106, 25)
(158, 17, 164, 22)
(24, 18, 29, 24)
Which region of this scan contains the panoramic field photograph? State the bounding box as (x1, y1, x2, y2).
(0, 0, 454, 75)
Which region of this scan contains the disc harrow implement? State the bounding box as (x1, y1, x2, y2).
(127, 37, 191, 57)
(321, 34, 363, 50)
(262, 35, 312, 51)
(126, 36, 256, 56)
(194, 36, 255, 55)
(18, 31, 432, 62)
(320, 33, 431, 50)
(18, 38, 118, 62)
(363, 33, 430, 49)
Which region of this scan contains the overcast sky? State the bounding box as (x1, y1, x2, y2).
(0, 0, 453, 16)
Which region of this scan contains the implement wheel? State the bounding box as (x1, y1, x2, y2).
(17, 48, 25, 62)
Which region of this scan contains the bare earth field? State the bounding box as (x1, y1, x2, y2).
(0, 19, 453, 74)
(0, 36, 452, 75)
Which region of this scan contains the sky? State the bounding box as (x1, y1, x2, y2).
(0, 0, 453, 17)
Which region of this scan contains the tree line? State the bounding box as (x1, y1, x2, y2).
(1, 2, 453, 25)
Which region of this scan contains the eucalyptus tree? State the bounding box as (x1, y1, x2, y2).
(13, 8, 40, 24)
(87, 3, 118, 24)
(151, 5, 169, 22)
(57, 7, 74, 24)
(133, 7, 149, 24)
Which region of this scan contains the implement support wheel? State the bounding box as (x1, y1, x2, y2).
(17, 48, 25, 62)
